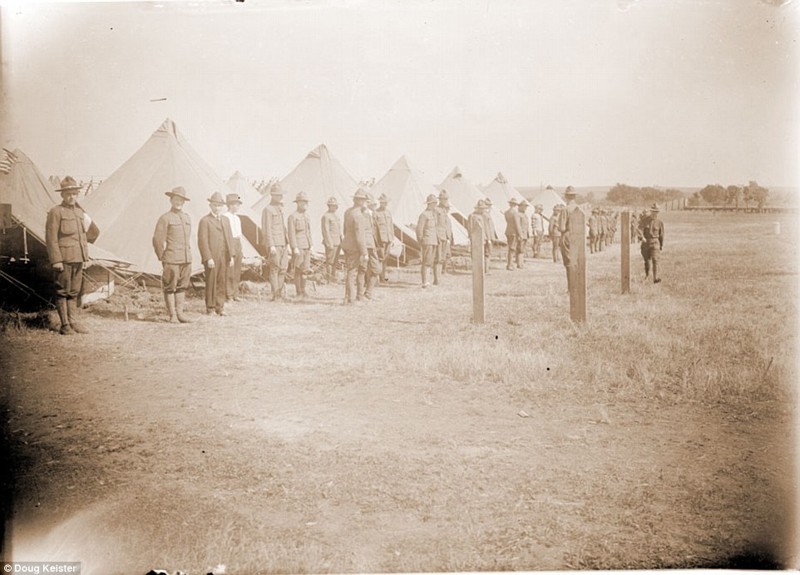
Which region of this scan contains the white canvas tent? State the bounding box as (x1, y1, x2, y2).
(84, 118, 261, 275)
(370, 156, 469, 249)
(251, 144, 356, 254)
(226, 170, 263, 209)
(0, 148, 128, 307)
(438, 166, 502, 240)
(528, 186, 566, 222)
(482, 172, 527, 210)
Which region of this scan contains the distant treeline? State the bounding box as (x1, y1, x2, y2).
(688, 181, 769, 209)
(605, 184, 684, 207)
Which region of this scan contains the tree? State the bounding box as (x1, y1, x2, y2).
(698, 184, 727, 205)
(744, 180, 769, 210)
(726, 185, 741, 207)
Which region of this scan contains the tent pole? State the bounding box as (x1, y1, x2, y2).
(22, 225, 29, 262)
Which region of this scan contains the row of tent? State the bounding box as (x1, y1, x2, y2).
(2, 118, 567, 278)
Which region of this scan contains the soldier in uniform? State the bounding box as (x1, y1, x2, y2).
(288, 191, 312, 299)
(373, 193, 394, 284)
(223, 193, 244, 302)
(531, 204, 545, 258)
(341, 188, 368, 304)
(360, 194, 382, 300)
(548, 204, 562, 263)
(504, 198, 521, 270)
(321, 197, 342, 284)
(587, 208, 598, 254)
(261, 183, 289, 301)
(46, 176, 99, 335)
(198, 192, 234, 316)
(468, 199, 487, 266)
(483, 197, 498, 271)
(152, 186, 192, 323)
(416, 194, 439, 288)
(642, 203, 665, 283)
(557, 186, 579, 291)
(434, 190, 453, 283)
(515, 199, 530, 269)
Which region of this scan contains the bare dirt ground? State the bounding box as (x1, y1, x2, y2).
(1, 211, 797, 574)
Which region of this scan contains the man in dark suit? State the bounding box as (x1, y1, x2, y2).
(198, 192, 234, 316)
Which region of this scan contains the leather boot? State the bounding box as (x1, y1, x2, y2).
(66, 299, 89, 334)
(165, 292, 178, 323)
(175, 292, 192, 323)
(56, 299, 73, 335)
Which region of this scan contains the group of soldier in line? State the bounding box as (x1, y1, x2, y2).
(43, 175, 664, 334)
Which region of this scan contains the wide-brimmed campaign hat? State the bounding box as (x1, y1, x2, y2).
(564, 186, 576, 197)
(484, 197, 493, 206)
(208, 192, 226, 205)
(535, 204, 543, 211)
(650, 203, 660, 212)
(56, 176, 82, 192)
(294, 191, 309, 203)
(475, 199, 486, 210)
(439, 189, 449, 200)
(165, 186, 190, 201)
(508, 198, 519, 205)
(270, 183, 284, 196)
(378, 193, 389, 203)
(326, 196, 339, 206)
(425, 193, 438, 205)
(226, 193, 242, 205)
(519, 200, 529, 208)
(353, 188, 369, 200)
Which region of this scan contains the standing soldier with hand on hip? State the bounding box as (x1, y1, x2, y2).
(261, 183, 289, 301)
(321, 197, 342, 284)
(198, 192, 234, 316)
(288, 191, 312, 300)
(373, 193, 394, 284)
(152, 186, 192, 323)
(46, 176, 100, 335)
(223, 193, 244, 303)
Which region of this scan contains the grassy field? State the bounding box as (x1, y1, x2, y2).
(1, 210, 797, 574)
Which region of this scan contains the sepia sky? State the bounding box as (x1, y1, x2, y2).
(1, 0, 798, 188)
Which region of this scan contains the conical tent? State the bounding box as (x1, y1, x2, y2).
(370, 156, 468, 247)
(438, 166, 502, 240)
(482, 172, 526, 209)
(252, 144, 356, 254)
(84, 118, 261, 275)
(226, 170, 263, 209)
(528, 187, 566, 222)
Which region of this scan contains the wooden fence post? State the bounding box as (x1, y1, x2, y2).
(568, 207, 586, 323)
(621, 209, 630, 294)
(470, 220, 485, 324)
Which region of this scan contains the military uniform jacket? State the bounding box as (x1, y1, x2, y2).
(198, 213, 233, 265)
(434, 206, 451, 241)
(153, 209, 192, 265)
(517, 211, 530, 240)
(342, 205, 367, 256)
(261, 203, 287, 249)
(321, 211, 342, 248)
(288, 211, 312, 250)
(416, 208, 438, 246)
(645, 217, 664, 248)
(549, 212, 561, 237)
(504, 208, 521, 237)
(531, 213, 545, 235)
(363, 209, 377, 249)
(588, 215, 598, 235)
(483, 211, 498, 241)
(373, 208, 394, 245)
(558, 202, 578, 234)
(46, 202, 99, 264)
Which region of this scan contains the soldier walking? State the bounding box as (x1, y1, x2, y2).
(288, 191, 312, 299)
(152, 186, 192, 323)
(642, 203, 665, 283)
(198, 192, 234, 316)
(46, 176, 100, 334)
(261, 184, 289, 301)
(416, 194, 439, 288)
(321, 197, 342, 284)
